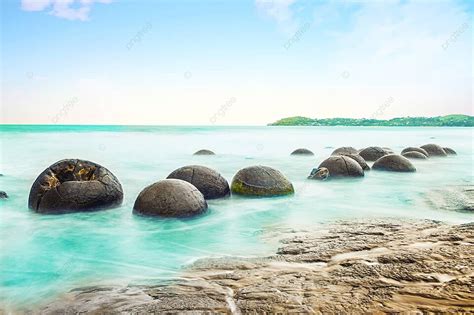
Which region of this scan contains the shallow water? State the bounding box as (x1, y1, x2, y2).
(0, 125, 473, 309)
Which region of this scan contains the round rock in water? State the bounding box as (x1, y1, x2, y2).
(231, 165, 294, 197)
(359, 147, 388, 161)
(340, 153, 370, 170)
(318, 156, 364, 178)
(402, 151, 428, 159)
(291, 148, 314, 156)
(420, 144, 447, 157)
(401, 147, 429, 157)
(133, 179, 207, 218)
(0, 191, 8, 199)
(167, 165, 230, 199)
(28, 159, 123, 214)
(443, 147, 457, 155)
(193, 149, 215, 155)
(372, 154, 416, 172)
(382, 147, 395, 154)
(331, 147, 358, 155)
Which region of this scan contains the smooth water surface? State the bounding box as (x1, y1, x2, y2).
(0, 125, 473, 309)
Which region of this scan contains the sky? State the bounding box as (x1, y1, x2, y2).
(1, 0, 473, 125)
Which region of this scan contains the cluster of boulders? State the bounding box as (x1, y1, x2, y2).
(27, 158, 293, 218)
(23, 144, 456, 217)
(307, 143, 456, 180)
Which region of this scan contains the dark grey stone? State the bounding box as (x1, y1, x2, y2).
(373, 154, 416, 172)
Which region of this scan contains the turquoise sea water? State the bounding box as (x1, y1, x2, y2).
(0, 125, 473, 310)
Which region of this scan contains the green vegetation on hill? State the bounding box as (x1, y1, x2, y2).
(269, 115, 474, 127)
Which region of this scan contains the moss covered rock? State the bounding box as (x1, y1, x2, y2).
(231, 166, 294, 197)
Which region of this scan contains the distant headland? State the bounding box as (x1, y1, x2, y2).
(269, 114, 474, 127)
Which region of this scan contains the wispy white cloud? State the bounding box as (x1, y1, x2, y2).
(21, 0, 112, 21)
(255, 0, 297, 23)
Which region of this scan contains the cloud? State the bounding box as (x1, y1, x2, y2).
(21, 0, 112, 21)
(255, 0, 297, 23)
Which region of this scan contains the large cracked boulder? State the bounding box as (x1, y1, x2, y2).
(167, 165, 230, 199)
(340, 153, 370, 170)
(317, 156, 364, 178)
(372, 155, 416, 172)
(291, 148, 314, 156)
(359, 147, 388, 161)
(133, 179, 207, 218)
(420, 144, 447, 157)
(193, 149, 215, 155)
(231, 166, 294, 197)
(331, 147, 358, 155)
(401, 147, 429, 157)
(402, 151, 428, 159)
(28, 159, 123, 214)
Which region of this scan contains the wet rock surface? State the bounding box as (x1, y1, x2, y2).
(133, 179, 208, 217)
(0, 191, 8, 199)
(318, 155, 364, 178)
(231, 165, 294, 197)
(372, 154, 416, 172)
(28, 159, 123, 214)
(401, 147, 429, 157)
(420, 144, 447, 157)
(359, 146, 388, 161)
(331, 146, 358, 155)
(167, 165, 230, 199)
(37, 219, 474, 314)
(193, 149, 215, 155)
(291, 148, 314, 155)
(425, 185, 474, 212)
(339, 153, 370, 170)
(402, 151, 428, 159)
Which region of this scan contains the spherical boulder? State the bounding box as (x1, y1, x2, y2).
(359, 147, 388, 161)
(372, 154, 416, 172)
(402, 151, 428, 159)
(420, 144, 447, 157)
(133, 179, 207, 218)
(317, 156, 364, 178)
(193, 149, 215, 155)
(167, 165, 230, 199)
(340, 153, 370, 170)
(291, 148, 314, 156)
(307, 167, 329, 180)
(331, 147, 358, 155)
(231, 166, 294, 197)
(401, 147, 429, 157)
(28, 159, 123, 214)
(443, 147, 457, 155)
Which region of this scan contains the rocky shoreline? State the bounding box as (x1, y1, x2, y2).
(34, 219, 473, 314)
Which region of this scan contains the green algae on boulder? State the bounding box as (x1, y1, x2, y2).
(231, 165, 294, 197)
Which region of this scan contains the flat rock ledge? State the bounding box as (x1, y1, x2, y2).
(36, 219, 473, 314)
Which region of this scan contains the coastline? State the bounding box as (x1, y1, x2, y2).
(32, 218, 474, 314)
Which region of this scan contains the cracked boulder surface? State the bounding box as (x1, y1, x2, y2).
(231, 165, 294, 197)
(318, 155, 364, 178)
(28, 159, 123, 214)
(36, 219, 474, 314)
(167, 165, 230, 200)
